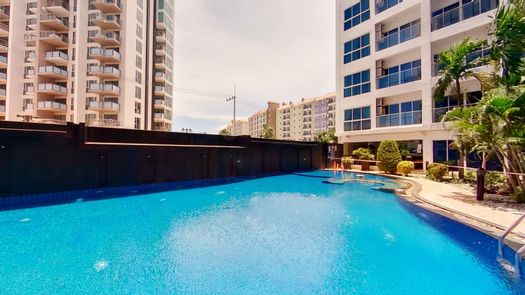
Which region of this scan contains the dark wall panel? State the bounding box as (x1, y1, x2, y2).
(0, 122, 324, 197)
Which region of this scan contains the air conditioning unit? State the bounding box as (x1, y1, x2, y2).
(376, 106, 385, 115)
(376, 97, 384, 106)
(376, 60, 385, 77)
(375, 23, 385, 38)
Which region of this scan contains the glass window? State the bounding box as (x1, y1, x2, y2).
(344, 33, 370, 64)
(344, 0, 370, 31)
(343, 70, 371, 98)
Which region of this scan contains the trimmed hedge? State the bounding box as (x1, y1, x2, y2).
(397, 161, 415, 176)
(377, 140, 402, 174)
(427, 163, 449, 181)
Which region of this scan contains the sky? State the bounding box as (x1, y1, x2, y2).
(172, 0, 336, 134)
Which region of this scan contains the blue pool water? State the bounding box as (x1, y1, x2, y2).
(0, 171, 524, 294)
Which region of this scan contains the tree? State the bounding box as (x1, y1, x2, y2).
(261, 124, 274, 139)
(314, 129, 336, 144)
(377, 140, 402, 174)
(488, 0, 525, 92)
(433, 39, 485, 104)
(219, 128, 231, 136)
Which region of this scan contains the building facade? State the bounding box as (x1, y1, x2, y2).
(0, 0, 174, 131)
(248, 101, 279, 138)
(224, 119, 249, 136)
(336, 0, 497, 166)
(276, 92, 336, 141)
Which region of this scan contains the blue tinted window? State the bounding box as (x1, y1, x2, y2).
(362, 34, 369, 46)
(413, 100, 422, 111)
(401, 102, 412, 113)
(344, 110, 352, 121)
(344, 0, 370, 31)
(352, 3, 360, 15)
(361, 0, 369, 10)
(344, 34, 370, 64)
(353, 73, 361, 84)
(344, 88, 352, 98)
(389, 104, 399, 114)
(362, 106, 370, 118)
(361, 70, 370, 82)
(344, 70, 370, 98)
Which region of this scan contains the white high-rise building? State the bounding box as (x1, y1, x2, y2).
(336, 0, 497, 167)
(0, 0, 174, 131)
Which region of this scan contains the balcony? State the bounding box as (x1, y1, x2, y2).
(155, 44, 166, 56)
(155, 85, 167, 95)
(154, 112, 171, 121)
(23, 103, 34, 111)
(0, 71, 6, 83)
(40, 13, 68, 31)
(431, 0, 498, 31)
(377, 111, 422, 128)
(155, 31, 167, 43)
(25, 69, 35, 79)
(0, 38, 7, 52)
(377, 21, 421, 51)
(89, 48, 121, 62)
(92, 32, 120, 46)
(0, 55, 6, 68)
(44, 0, 70, 17)
(0, 6, 8, 21)
(0, 105, 5, 114)
(88, 65, 120, 79)
(27, 2, 38, 13)
(157, 11, 172, 30)
(44, 51, 69, 65)
(377, 67, 421, 89)
(432, 46, 491, 76)
(154, 99, 172, 109)
(24, 33, 37, 44)
(40, 31, 68, 47)
(0, 88, 5, 97)
(38, 66, 68, 79)
(155, 71, 167, 82)
(88, 83, 120, 95)
(155, 58, 168, 70)
(0, 21, 8, 37)
(93, 14, 121, 30)
(91, 0, 122, 14)
(86, 118, 120, 127)
(24, 86, 35, 95)
(87, 101, 120, 112)
(36, 101, 67, 112)
(376, 0, 402, 14)
(38, 83, 67, 95)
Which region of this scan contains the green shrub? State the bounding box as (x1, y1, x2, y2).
(341, 156, 353, 164)
(464, 170, 476, 183)
(427, 163, 449, 181)
(485, 172, 508, 193)
(397, 161, 415, 176)
(377, 140, 402, 174)
(351, 148, 375, 160)
(512, 188, 525, 204)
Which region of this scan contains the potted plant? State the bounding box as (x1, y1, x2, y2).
(351, 148, 375, 171)
(341, 156, 353, 170)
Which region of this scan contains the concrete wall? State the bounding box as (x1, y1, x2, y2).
(0, 122, 324, 198)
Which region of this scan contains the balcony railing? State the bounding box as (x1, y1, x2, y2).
(376, 22, 421, 51)
(0, 72, 6, 79)
(376, 0, 402, 14)
(433, 46, 491, 76)
(37, 101, 67, 110)
(431, 0, 498, 31)
(0, 55, 6, 64)
(38, 83, 67, 94)
(40, 31, 68, 43)
(377, 67, 421, 89)
(46, 0, 70, 10)
(0, 22, 8, 31)
(87, 101, 120, 111)
(377, 110, 422, 128)
(0, 105, 5, 112)
(0, 88, 5, 96)
(39, 66, 68, 77)
(86, 118, 120, 127)
(89, 48, 121, 60)
(40, 13, 68, 27)
(89, 65, 120, 77)
(154, 113, 171, 120)
(88, 83, 120, 94)
(45, 51, 68, 60)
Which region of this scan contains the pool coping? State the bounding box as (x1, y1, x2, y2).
(324, 169, 525, 251)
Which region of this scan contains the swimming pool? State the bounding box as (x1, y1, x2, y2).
(0, 171, 523, 294)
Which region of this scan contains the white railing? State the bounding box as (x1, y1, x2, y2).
(40, 31, 68, 43)
(89, 65, 120, 76)
(0, 55, 6, 63)
(431, 0, 498, 31)
(39, 66, 68, 77)
(0, 105, 5, 112)
(86, 118, 120, 127)
(377, 22, 421, 51)
(45, 51, 68, 60)
(38, 83, 67, 94)
(377, 66, 421, 89)
(87, 101, 120, 111)
(88, 83, 120, 94)
(37, 101, 67, 110)
(89, 48, 121, 61)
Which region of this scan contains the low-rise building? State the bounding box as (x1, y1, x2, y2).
(248, 101, 279, 138)
(224, 119, 249, 136)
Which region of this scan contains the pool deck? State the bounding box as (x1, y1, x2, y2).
(328, 169, 525, 247)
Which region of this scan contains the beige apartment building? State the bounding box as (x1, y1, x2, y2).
(276, 93, 336, 141)
(248, 101, 279, 138)
(336, 0, 497, 166)
(0, 0, 174, 131)
(224, 119, 249, 136)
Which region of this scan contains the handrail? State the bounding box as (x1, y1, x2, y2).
(498, 213, 525, 257)
(515, 245, 525, 276)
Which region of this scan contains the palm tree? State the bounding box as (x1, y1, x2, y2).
(488, 0, 525, 92)
(314, 129, 336, 144)
(433, 39, 485, 105)
(261, 124, 274, 139)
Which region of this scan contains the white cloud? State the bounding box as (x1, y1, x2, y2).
(173, 0, 335, 133)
